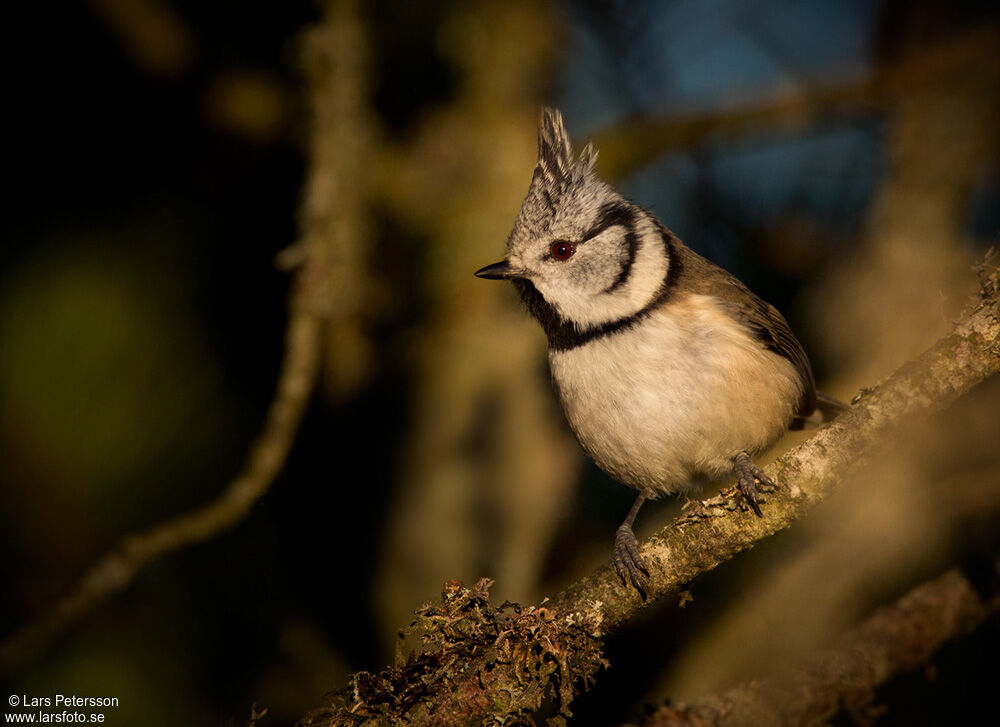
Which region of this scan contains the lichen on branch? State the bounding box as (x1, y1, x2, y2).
(300, 578, 606, 727)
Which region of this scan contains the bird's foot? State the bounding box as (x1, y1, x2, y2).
(733, 452, 776, 518)
(614, 524, 649, 596)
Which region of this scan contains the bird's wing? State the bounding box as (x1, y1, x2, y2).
(671, 242, 817, 416)
(732, 290, 817, 417)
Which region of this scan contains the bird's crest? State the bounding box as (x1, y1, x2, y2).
(517, 107, 599, 232)
(535, 107, 597, 188)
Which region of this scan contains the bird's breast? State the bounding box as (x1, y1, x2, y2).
(548, 295, 803, 495)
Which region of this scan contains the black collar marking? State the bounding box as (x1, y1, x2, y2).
(515, 225, 682, 352)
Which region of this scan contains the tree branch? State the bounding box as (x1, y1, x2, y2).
(303, 269, 999, 726)
(552, 281, 999, 634)
(633, 558, 1000, 726)
(592, 27, 1000, 181)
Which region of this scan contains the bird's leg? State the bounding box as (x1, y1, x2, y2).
(733, 452, 776, 517)
(614, 493, 649, 594)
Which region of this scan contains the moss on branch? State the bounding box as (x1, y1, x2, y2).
(299, 578, 606, 727)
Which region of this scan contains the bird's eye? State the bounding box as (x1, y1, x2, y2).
(550, 241, 575, 260)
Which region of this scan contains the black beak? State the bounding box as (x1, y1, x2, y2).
(474, 260, 523, 280)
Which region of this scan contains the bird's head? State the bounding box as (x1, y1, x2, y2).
(475, 108, 671, 334)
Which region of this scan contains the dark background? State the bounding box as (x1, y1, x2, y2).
(2, 1, 999, 725)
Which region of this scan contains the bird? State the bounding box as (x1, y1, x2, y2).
(474, 108, 845, 594)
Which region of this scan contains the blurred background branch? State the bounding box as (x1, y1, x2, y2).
(592, 27, 999, 181)
(297, 0, 375, 401)
(632, 557, 1000, 727)
(0, 0, 374, 680)
(0, 294, 321, 678)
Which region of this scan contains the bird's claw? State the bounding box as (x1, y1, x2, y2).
(734, 452, 775, 517)
(614, 525, 649, 597)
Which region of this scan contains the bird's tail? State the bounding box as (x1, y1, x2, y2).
(792, 391, 849, 430)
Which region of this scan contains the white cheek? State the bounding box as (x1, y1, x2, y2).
(544, 216, 668, 329)
(566, 251, 619, 293)
(533, 275, 602, 325)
